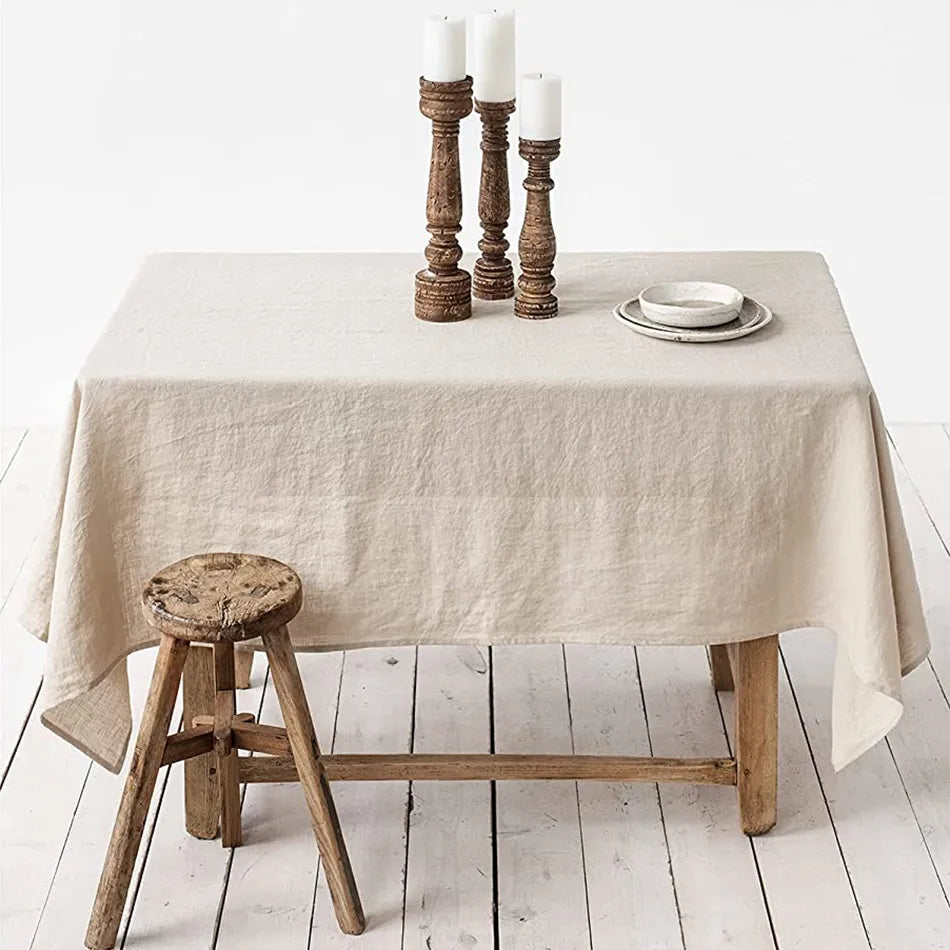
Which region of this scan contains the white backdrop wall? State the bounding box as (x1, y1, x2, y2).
(3, 0, 949, 424)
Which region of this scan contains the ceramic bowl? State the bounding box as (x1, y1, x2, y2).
(638, 281, 744, 328)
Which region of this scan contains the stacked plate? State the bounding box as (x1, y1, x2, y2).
(613, 281, 772, 343)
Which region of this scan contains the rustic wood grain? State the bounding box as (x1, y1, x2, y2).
(182, 644, 220, 839)
(235, 648, 254, 689)
(515, 137, 561, 319)
(415, 76, 473, 323)
(473, 98, 516, 300)
(142, 553, 302, 642)
(213, 641, 242, 848)
(238, 752, 738, 785)
(231, 720, 292, 757)
(85, 635, 189, 950)
(733, 635, 779, 835)
(160, 724, 214, 766)
(191, 712, 254, 729)
(262, 626, 365, 935)
(708, 644, 736, 691)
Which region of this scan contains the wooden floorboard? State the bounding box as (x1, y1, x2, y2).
(637, 645, 776, 949)
(1, 428, 27, 481)
(215, 653, 342, 947)
(886, 659, 950, 906)
(0, 428, 97, 950)
(890, 432, 950, 694)
(118, 667, 266, 949)
(5, 424, 950, 948)
(718, 652, 870, 949)
(564, 644, 683, 949)
(0, 608, 44, 785)
(402, 645, 493, 950)
(310, 646, 416, 947)
(782, 628, 950, 948)
(890, 424, 950, 548)
(28, 651, 177, 949)
(1, 428, 60, 608)
(0, 429, 59, 782)
(0, 697, 92, 948)
(886, 436, 950, 905)
(493, 644, 591, 950)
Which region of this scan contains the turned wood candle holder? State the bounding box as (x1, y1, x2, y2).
(515, 138, 561, 319)
(473, 98, 516, 300)
(415, 76, 473, 323)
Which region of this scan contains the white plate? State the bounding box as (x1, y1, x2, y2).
(638, 281, 744, 328)
(613, 295, 773, 342)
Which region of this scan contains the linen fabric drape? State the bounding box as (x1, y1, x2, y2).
(17, 252, 928, 773)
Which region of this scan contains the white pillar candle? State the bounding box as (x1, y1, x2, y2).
(519, 72, 561, 140)
(473, 11, 516, 102)
(423, 15, 466, 83)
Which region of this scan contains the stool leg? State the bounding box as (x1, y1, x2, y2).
(86, 635, 189, 950)
(262, 626, 365, 935)
(707, 644, 735, 691)
(235, 648, 255, 689)
(183, 644, 220, 839)
(213, 641, 242, 848)
(734, 635, 778, 835)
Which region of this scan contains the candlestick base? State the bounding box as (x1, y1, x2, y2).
(415, 269, 472, 323)
(473, 261, 515, 301)
(515, 137, 561, 320)
(513, 287, 558, 320)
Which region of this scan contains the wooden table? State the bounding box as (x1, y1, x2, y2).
(181, 636, 777, 835)
(20, 253, 927, 842)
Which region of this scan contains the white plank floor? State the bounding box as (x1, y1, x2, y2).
(1, 424, 949, 950)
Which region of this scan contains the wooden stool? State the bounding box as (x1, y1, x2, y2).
(85, 553, 364, 950)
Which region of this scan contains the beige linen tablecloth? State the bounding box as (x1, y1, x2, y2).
(18, 252, 928, 773)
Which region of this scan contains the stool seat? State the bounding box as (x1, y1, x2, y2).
(142, 553, 302, 642)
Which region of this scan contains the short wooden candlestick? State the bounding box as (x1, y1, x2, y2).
(415, 76, 473, 323)
(473, 98, 516, 301)
(515, 138, 561, 320)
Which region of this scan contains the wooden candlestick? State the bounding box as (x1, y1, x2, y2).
(415, 76, 473, 323)
(473, 98, 516, 300)
(515, 138, 561, 319)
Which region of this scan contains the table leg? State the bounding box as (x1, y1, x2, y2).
(182, 644, 220, 839)
(707, 644, 735, 691)
(734, 635, 778, 835)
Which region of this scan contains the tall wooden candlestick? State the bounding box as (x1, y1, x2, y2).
(515, 138, 561, 319)
(473, 98, 516, 300)
(415, 76, 473, 323)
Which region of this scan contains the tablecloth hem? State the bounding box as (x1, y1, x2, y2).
(40, 709, 130, 776)
(899, 646, 930, 678)
(830, 697, 903, 773)
(27, 613, 926, 775)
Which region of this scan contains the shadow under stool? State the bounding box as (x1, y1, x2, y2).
(85, 552, 364, 950)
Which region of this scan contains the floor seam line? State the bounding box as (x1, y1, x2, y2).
(779, 646, 872, 948)
(0, 427, 28, 482)
(561, 646, 595, 950)
(883, 736, 950, 909)
(398, 645, 421, 950)
(635, 647, 687, 950)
